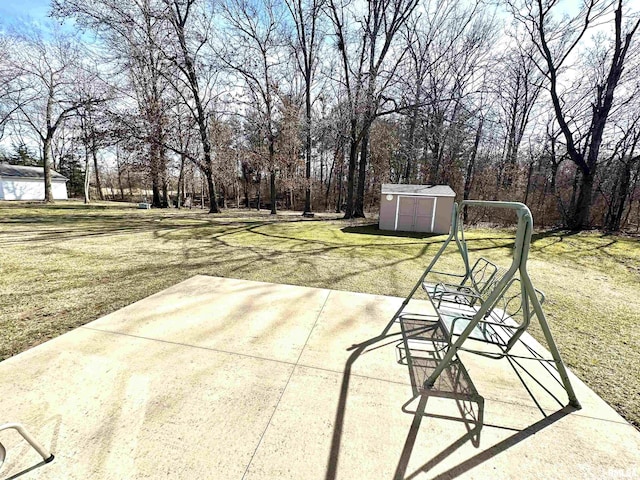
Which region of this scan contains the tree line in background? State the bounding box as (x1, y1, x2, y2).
(0, 0, 639, 231)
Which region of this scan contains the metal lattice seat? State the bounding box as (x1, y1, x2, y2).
(396, 313, 485, 440)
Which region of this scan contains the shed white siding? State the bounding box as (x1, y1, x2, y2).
(379, 184, 455, 234)
(52, 180, 69, 200)
(0, 178, 68, 200)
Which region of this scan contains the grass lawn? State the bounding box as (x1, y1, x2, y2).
(1, 200, 639, 428)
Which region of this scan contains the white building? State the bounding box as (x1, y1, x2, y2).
(0, 164, 68, 200)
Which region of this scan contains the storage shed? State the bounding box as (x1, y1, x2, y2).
(379, 184, 455, 234)
(0, 164, 68, 201)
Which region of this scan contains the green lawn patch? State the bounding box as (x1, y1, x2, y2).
(1, 200, 639, 428)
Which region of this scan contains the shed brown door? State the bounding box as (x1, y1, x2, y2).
(414, 197, 434, 232)
(396, 196, 434, 232)
(397, 196, 416, 231)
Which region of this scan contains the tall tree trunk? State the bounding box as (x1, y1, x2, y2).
(177, 154, 185, 208)
(320, 150, 324, 189)
(403, 82, 422, 183)
(162, 181, 169, 208)
(605, 161, 631, 231)
(191, 174, 196, 209)
(568, 171, 594, 230)
(201, 177, 205, 209)
(523, 159, 535, 205)
(336, 152, 344, 213)
(152, 179, 161, 207)
(428, 114, 447, 185)
(220, 184, 227, 208)
(42, 82, 55, 204)
(83, 150, 91, 204)
(325, 149, 336, 211)
(270, 170, 277, 215)
(343, 123, 358, 218)
(150, 150, 162, 208)
(127, 169, 133, 197)
(43, 134, 54, 203)
(503, 102, 519, 188)
(463, 117, 483, 222)
(118, 173, 124, 201)
(549, 161, 558, 193)
(92, 144, 104, 201)
(201, 129, 219, 213)
(116, 150, 125, 201)
(354, 122, 370, 218)
(303, 81, 312, 214)
(256, 172, 262, 210)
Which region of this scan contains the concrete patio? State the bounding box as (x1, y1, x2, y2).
(1, 275, 639, 479)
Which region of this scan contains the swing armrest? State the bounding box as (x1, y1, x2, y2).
(432, 285, 483, 309)
(428, 270, 466, 278)
(433, 283, 477, 295)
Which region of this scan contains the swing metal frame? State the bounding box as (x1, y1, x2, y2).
(395, 200, 580, 409)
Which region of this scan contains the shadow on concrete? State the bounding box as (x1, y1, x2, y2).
(2, 458, 52, 480)
(398, 318, 484, 444)
(324, 313, 485, 480)
(324, 315, 400, 480)
(325, 308, 575, 480)
(395, 398, 484, 480)
(392, 317, 484, 479)
(414, 406, 576, 479)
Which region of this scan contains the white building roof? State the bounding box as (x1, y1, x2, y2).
(0, 164, 68, 181)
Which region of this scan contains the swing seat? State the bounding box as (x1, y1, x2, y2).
(435, 278, 545, 357)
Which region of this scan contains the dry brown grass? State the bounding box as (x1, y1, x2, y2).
(1, 200, 638, 428)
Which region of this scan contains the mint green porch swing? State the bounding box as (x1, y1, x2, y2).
(395, 200, 581, 409)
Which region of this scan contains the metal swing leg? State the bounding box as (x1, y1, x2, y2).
(0, 423, 54, 468)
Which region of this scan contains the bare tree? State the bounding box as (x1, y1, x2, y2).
(0, 33, 22, 141)
(420, 5, 495, 187)
(398, 0, 488, 185)
(510, 0, 640, 229)
(275, 93, 304, 209)
(218, 0, 287, 214)
(54, 0, 173, 208)
(6, 25, 90, 202)
(74, 63, 113, 202)
(158, 0, 221, 213)
(209, 115, 240, 208)
(326, 0, 363, 218)
(165, 95, 197, 208)
(285, 0, 324, 215)
(327, 0, 419, 218)
(493, 36, 543, 188)
(601, 112, 640, 230)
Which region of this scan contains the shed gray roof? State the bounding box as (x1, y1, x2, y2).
(0, 164, 68, 181)
(381, 184, 455, 197)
